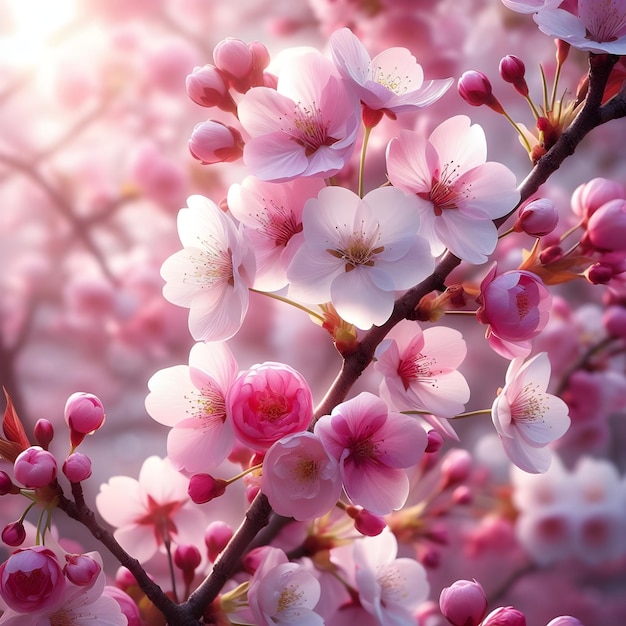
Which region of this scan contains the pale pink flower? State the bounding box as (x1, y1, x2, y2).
(227, 175, 324, 292)
(287, 186, 434, 330)
(386, 115, 519, 264)
(329, 27, 452, 115)
(314, 392, 427, 514)
(534, 1, 626, 54)
(501, 0, 560, 13)
(477, 266, 552, 359)
(353, 528, 429, 626)
(145, 341, 238, 475)
(261, 431, 342, 521)
(228, 361, 313, 451)
(95, 456, 207, 563)
(160, 195, 256, 342)
(374, 321, 469, 438)
(237, 50, 360, 182)
(247, 547, 323, 626)
(492, 352, 570, 473)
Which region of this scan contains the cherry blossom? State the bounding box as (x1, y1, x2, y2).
(314, 392, 427, 514)
(491, 352, 571, 473)
(534, 1, 626, 55)
(261, 431, 342, 521)
(160, 195, 256, 342)
(95, 456, 207, 563)
(237, 50, 360, 182)
(287, 186, 434, 330)
(227, 175, 324, 292)
(386, 115, 519, 264)
(353, 528, 429, 626)
(329, 27, 452, 116)
(501, 0, 561, 13)
(145, 341, 238, 475)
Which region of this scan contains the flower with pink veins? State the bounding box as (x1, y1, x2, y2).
(160, 195, 255, 342)
(95, 456, 207, 563)
(491, 352, 570, 473)
(227, 175, 325, 292)
(247, 547, 323, 626)
(287, 186, 434, 330)
(237, 50, 360, 182)
(330, 27, 452, 117)
(374, 321, 469, 439)
(353, 528, 429, 626)
(261, 431, 342, 521)
(314, 392, 428, 515)
(534, 0, 626, 55)
(386, 115, 519, 264)
(145, 341, 238, 475)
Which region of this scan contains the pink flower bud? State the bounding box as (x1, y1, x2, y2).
(514, 198, 559, 237)
(585, 262, 614, 284)
(174, 544, 202, 572)
(345, 506, 386, 536)
(205, 521, 233, 562)
(2, 522, 26, 547)
(188, 120, 244, 165)
(457, 70, 505, 114)
(439, 579, 488, 626)
(441, 448, 472, 487)
(62, 452, 93, 483)
(186, 64, 236, 112)
(34, 419, 54, 450)
(499, 55, 528, 96)
(603, 305, 626, 339)
(213, 37, 253, 79)
(14, 446, 57, 488)
(585, 199, 626, 252)
(452, 485, 473, 505)
(188, 473, 227, 504)
(64, 553, 101, 588)
(115, 566, 138, 591)
(0, 471, 19, 495)
(64, 392, 106, 450)
(571, 177, 626, 221)
(104, 585, 143, 626)
(539, 244, 564, 265)
(482, 606, 526, 626)
(228, 362, 313, 451)
(546, 618, 584, 626)
(425, 430, 444, 454)
(0, 546, 65, 612)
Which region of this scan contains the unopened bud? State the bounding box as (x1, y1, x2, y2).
(62, 452, 92, 483)
(499, 55, 528, 96)
(514, 198, 559, 237)
(457, 70, 505, 114)
(425, 430, 444, 454)
(441, 448, 472, 488)
(64, 553, 101, 588)
(481, 606, 526, 626)
(345, 505, 386, 536)
(34, 420, 54, 450)
(440, 579, 488, 626)
(188, 120, 244, 165)
(205, 521, 233, 562)
(14, 446, 57, 488)
(188, 473, 227, 504)
(2, 521, 26, 547)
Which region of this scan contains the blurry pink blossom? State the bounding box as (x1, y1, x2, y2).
(329, 27, 452, 116)
(13, 446, 57, 488)
(228, 361, 313, 451)
(477, 266, 552, 359)
(227, 175, 324, 292)
(571, 177, 626, 222)
(314, 391, 427, 514)
(287, 186, 434, 329)
(353, 528, 429, 626)
(95, 456, 207, 563)
(261, 431, 342, 521)
(386, 115, 519, 264)
(237, 50, 359, 182)
(500, 0, 560, 14)
(491, 352, 570, 473)
(160, 195, 256, 342)
(145, 341, 238, 475)
(583, 199, 626, 252)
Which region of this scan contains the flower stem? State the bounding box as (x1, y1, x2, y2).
(450, 409, 492, 420)
(250, 288, 324, 322)
(165, 539, 179, 603)
(358, 124, 372, 198)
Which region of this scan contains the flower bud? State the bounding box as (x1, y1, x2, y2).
(481, 606, 526, 626)
(174, 544, 202, 588)
(188, 473, 227, 504)
(441, 448, 472, 488)
(205, 521, 233, 562)
(452, 485, 473, 505)
(62, 452, 92, 483)
(602, 305, 626, 339)
(188, 120, 244, 165)
(14, 446, 57, 488)
(115, 566, 138, 591)
(571, 177, 626, 221)
(499, 55, 528, 96)
(345, 505, 386, 536)
(425, 429, 444, 454)
(213, 37, 253, 80)
(186, 64, 230, 108)
(104, 585, 143, 626)
(457, 70, 505, 114)
(34, 419, 54, 450)
(539, 244, 564, 265)
(546, 617, 584, 626)
(2, 522, 26, 547)
(514, 198, 559, 237)
(64, 553, 101, 588)
(0, 471, 19, 495)
(585, 262, 614, 284)
(439, 579, 488, 626)
(585, 199, 626, 252)
(65, 392, 105, 450)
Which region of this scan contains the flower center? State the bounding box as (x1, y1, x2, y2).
(327, 223, 384, 271)
(185, 385, 227, 423)
(287, 102, 338, 156)
(294, 457, 319, 483)
(512, 382, 549, 424)
(277, 584, 305, 614)
(257, 393, 290, 422)
(50, 610, 73, 626)
(184, 237, 234, 289)
(255, 200, 303, 247)
(371, 64, 412, 94)
(397, 352, 439, 390)
(418, 162, 473, 216)
(347, 437, 377, 466)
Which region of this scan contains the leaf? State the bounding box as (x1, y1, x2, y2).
(2, 387, 31, 452)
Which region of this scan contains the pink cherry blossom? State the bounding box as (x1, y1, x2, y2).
(534, 1, 626, 54)
(227, 175, 324, 292)
(261, 431, 342, 521)
(477, 266, 552, 359)
(374, 321, 469, 437)
(228, 361, 313, 451)
(353, 528, 429, 626)
(329, 27, 452, 115)
(287, 186, 434, 330)
(95, 456, 207, 563)
(237, 50, 360, 182)
(314, 391, 427, 514)
(145, 341, 238, 475)
(386, 115, 520, 264)
(160, 195, 256, 342)
(491, 352, 571, 473)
